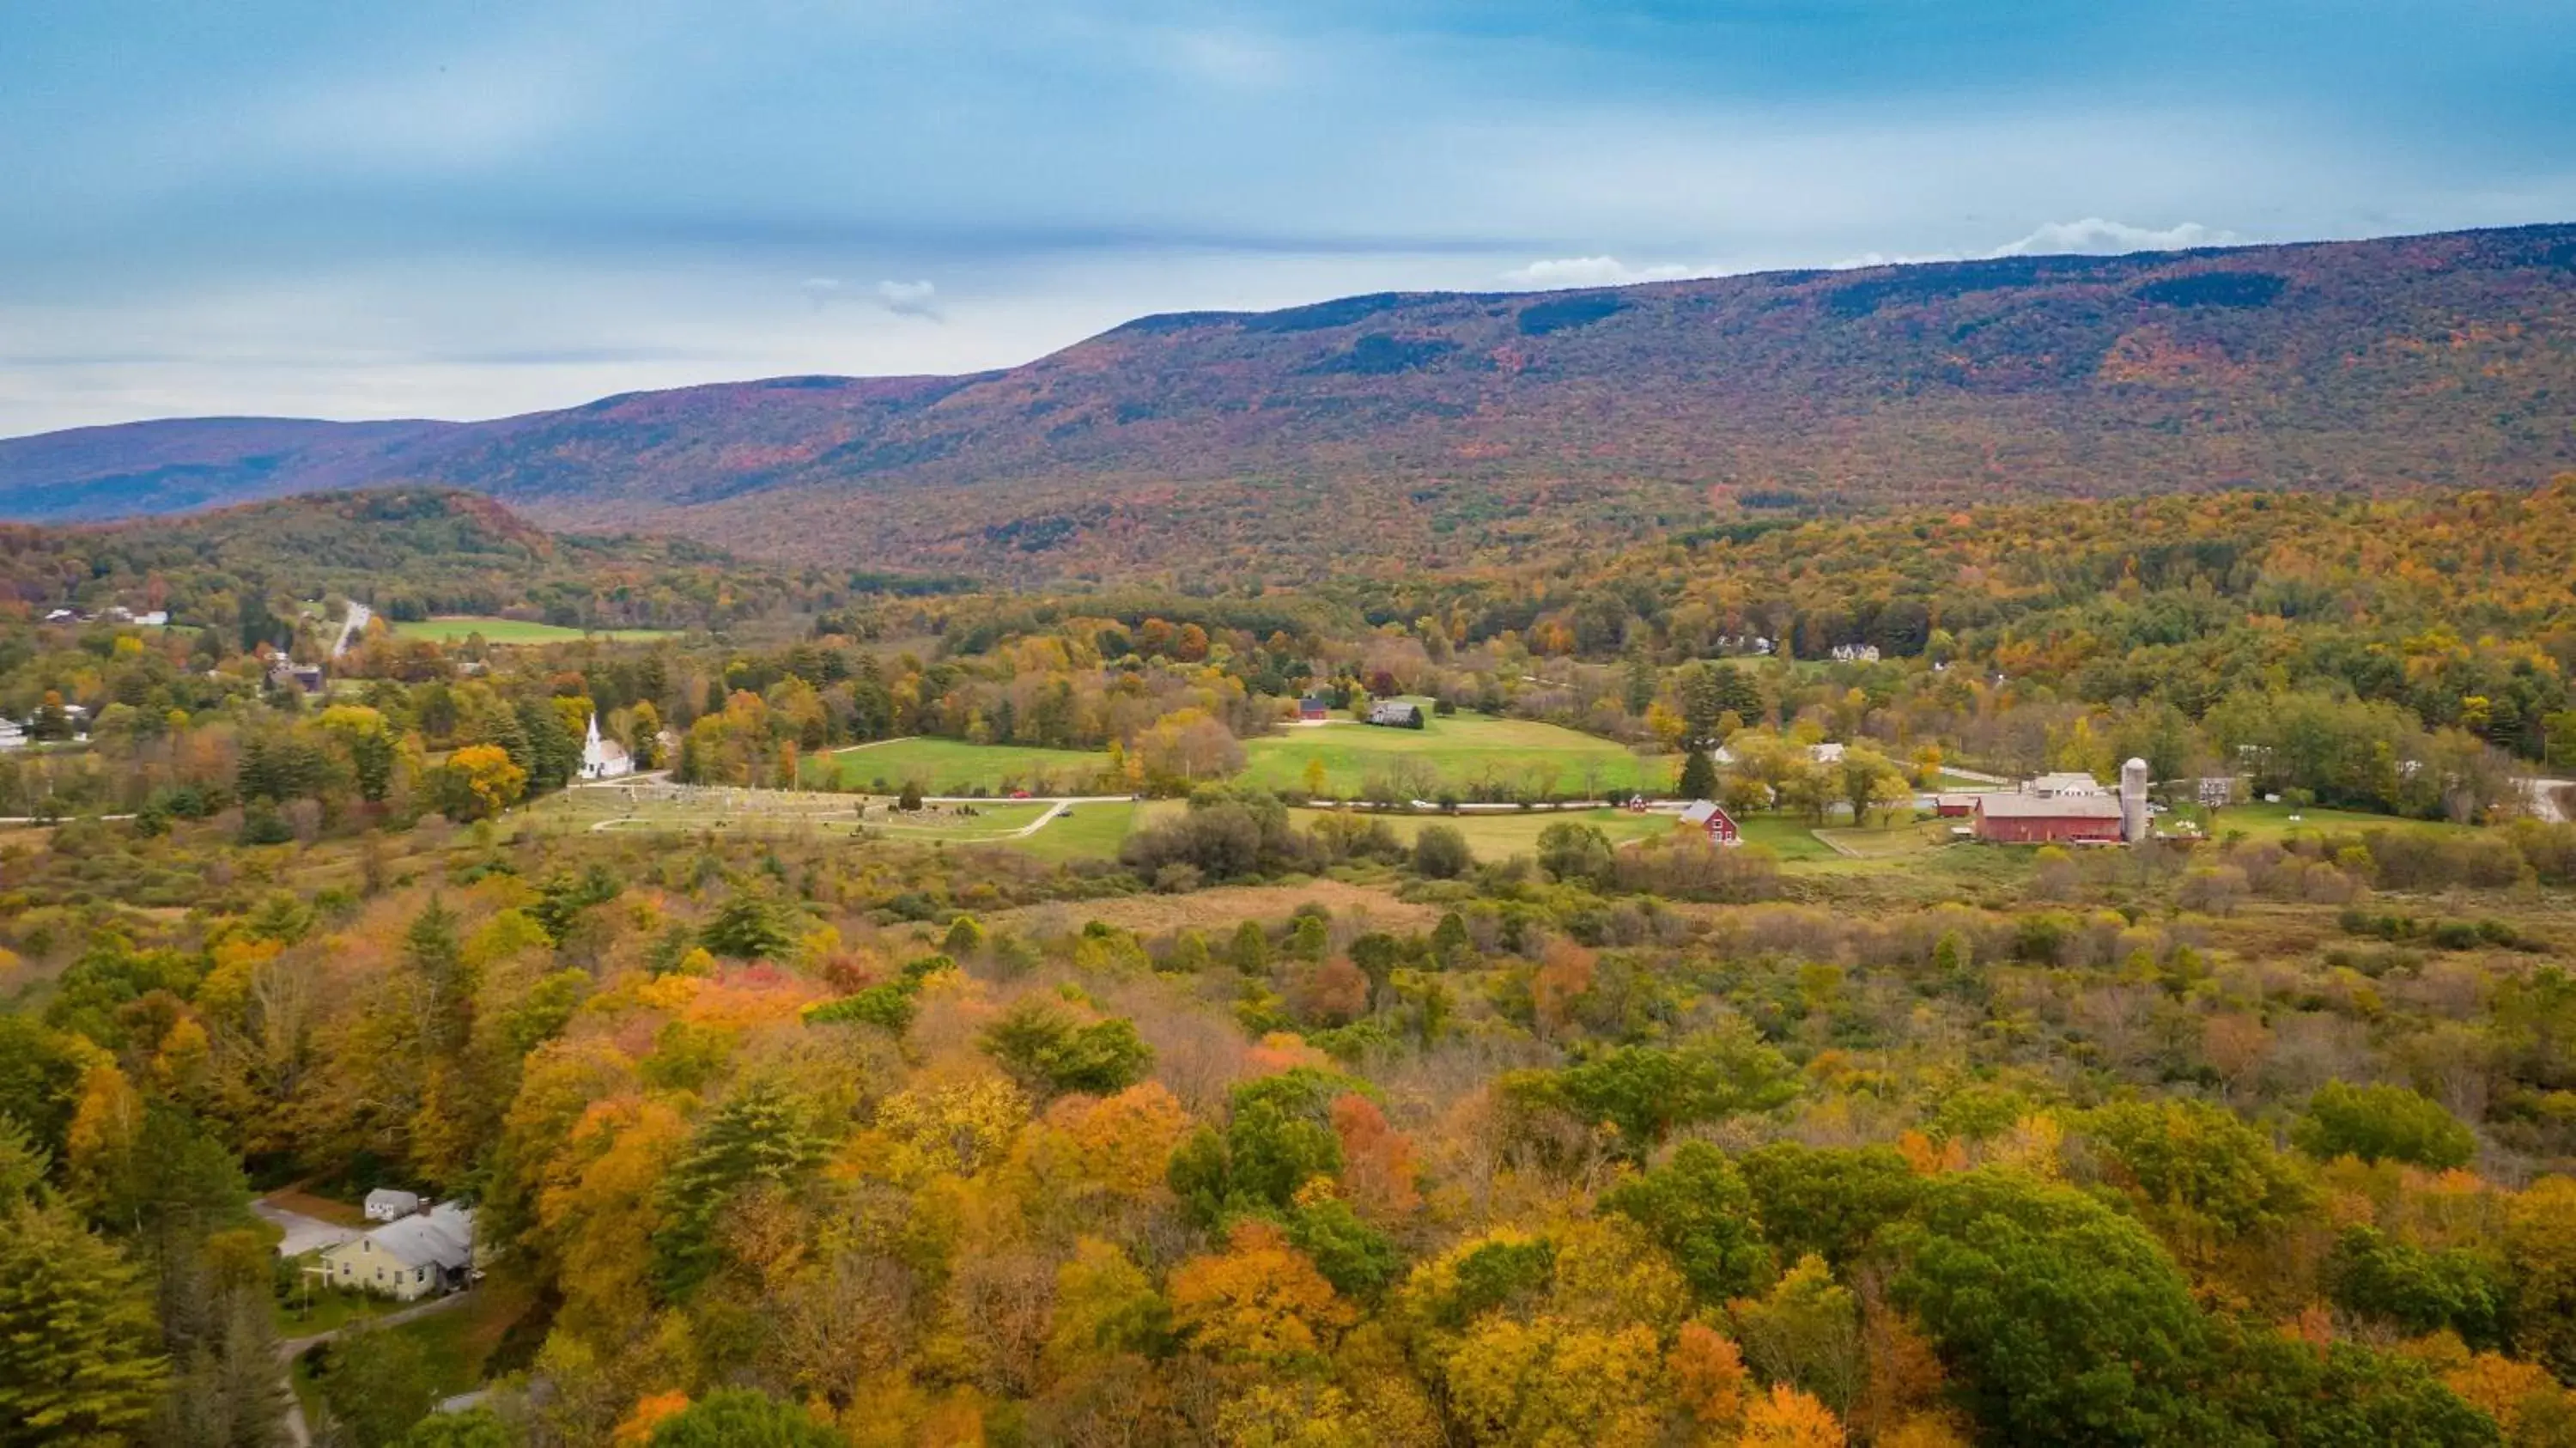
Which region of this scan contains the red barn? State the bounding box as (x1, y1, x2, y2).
(1297, 695, 1332, 722)
(1678, 800, 1742, 846)
(1973, 792, 2123, 844)
(1929, 793, 1982, 818)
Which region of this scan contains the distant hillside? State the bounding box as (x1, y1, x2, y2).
(0, 488, 805, 633)
(3, 223, 2573, 578)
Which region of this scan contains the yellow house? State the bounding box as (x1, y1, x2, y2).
(317, 1203, 475, 1302)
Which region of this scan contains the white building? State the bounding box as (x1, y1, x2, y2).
(364, 1188, 422, 1222)
(580, 712, 634, 780)
(2026, 771, 2105, 797)
(0, 718, 23, 751)
(319, 1203, 476, 1302)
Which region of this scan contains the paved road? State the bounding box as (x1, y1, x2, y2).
(252, 1199, 359, 1257)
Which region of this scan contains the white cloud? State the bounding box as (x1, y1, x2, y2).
(1499, 256, 1712, 289)
(1990, 218, 2241, 257)
(874, 280, 942, 319)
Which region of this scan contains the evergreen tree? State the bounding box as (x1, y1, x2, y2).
(0, 1123, 167, 1448)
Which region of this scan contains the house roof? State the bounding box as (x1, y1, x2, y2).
(2027, 771, 2104, 794)
(1679, 800, 1733, 826)
(1976, 793, 2123, 819)
(353, 1203, 474, 1272)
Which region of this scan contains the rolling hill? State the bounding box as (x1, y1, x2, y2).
(3, 223, 2573, 579)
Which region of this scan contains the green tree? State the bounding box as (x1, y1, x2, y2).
(652, 1080, 830, 1297)
(403, 1408, 513, 1447)
(1890, 1169, 2222, 1446)
(317, 1326, 439, 1448)
(1601, 1141, 1777, 1303)
(1677, 747, 1718, 802)
(1515, 1026, 1798, 1155)
(2293, 1082, 2477, 1169)
(0, 1123, 167, 1448)
(1736, 1142, 1923, 1272)
(2215, 1326, 2501, 1448)
(1411, 824, 1473, 880)
(2323, 1226, 2511, 1351)
(2081, 1099, 2312, 1243)
(698, 888, 798, 962)
(1536, 822, 1616, 888)
(647, 1389, 838, 1448)
(979, 1000, 1154, 1098)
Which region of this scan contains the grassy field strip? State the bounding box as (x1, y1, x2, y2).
(389, 615, 677, 644)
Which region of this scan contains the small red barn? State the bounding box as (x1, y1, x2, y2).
(1930, 793, 1981, 818)
(1297, 695, 1331, 722)
(1678, 799, 1742, 846)
(1972, 792, 2123, 844)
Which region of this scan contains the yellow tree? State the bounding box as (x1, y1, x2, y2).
(1170, 1220, 1357, 1366)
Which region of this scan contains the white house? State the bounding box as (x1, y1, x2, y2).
(319, 1202, 476, 1302)
(1807, 742, 1847, 766)
(0, 718, 23, 751)
(363, 1188, 422, 1222)
(579, 712, 634, 780)
(2026, 771, 2105, 797)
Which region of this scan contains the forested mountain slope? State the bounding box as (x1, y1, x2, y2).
(3, 224, 2572, 578)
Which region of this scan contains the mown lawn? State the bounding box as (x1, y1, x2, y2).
(1242, 713, 1672, 799)
(817, 738, 1114, 795)
(389, 616, 677, 645)
(1287, 806, 1676, 858)
(2177, 800, 2470, 843)
(997, 801, 1147, 862)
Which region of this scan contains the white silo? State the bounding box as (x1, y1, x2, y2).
(2119, 757, 2151, 842)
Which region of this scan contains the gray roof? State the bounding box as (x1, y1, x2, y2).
(1977, 793, 2123, 819)
(1679, 800, 1729, 825)
(362, 1203, 474, 1271)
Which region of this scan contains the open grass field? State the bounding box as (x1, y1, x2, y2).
(1242, 712, 1672, 798)
(2177, 800, 2473, 844)
(523, 784, 1058, 843)
(995, 800, 1155, 862)
(389, 615, 677, 645)
(816, 737, 1112, 794)
(1289, 806, 1675, 858)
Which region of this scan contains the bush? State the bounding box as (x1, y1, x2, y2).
(1411, 824, 1473, 879)
(2292, 1081, 2477, 1169)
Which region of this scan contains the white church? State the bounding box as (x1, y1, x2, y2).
(580, 712, 634, 781)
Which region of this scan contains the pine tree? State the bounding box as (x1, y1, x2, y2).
(0, 1147, 167, 1447)
(1679, 747, 1719, 801)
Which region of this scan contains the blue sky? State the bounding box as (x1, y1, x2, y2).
(3, 0, 2570, 434)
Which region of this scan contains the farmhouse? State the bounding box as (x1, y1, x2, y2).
(1365, 700, 1425, 729)
(2026, 771, 2105, 797)
(580, 712, 634, 780)
(318, 1202, 476, 1301)
(1971, 791, 2124, 844)
(1678, 799, 1742, 845)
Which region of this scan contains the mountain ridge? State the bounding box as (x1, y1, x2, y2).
(5, 222, 2573, 578)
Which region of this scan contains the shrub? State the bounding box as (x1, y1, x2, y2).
(2292, 1081, 2477, 1169)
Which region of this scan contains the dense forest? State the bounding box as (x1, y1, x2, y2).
(7, 484, 2576, 1447)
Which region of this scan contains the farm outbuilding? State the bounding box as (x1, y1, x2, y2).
(1365, 700, 1425, 728)
(1677, 799, 1742, 845)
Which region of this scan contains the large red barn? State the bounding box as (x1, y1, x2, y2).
(1972, 792, 2123, 844)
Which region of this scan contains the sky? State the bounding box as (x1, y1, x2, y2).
(3, 0, 2572, 435)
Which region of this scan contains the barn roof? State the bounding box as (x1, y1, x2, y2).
(1976, 793, 2123, 819)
